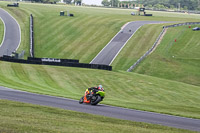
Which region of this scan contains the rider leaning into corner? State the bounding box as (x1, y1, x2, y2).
(87, 85, 104, 99)
(79, 84, 105, 105)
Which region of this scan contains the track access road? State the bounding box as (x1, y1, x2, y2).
(0, 87, 200, 132)
(90, 21, 170, 65)
(0, 8, 21, 56)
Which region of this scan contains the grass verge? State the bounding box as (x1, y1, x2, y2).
(0, 100, 197, 133)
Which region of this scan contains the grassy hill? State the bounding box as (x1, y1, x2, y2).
(1, 2, 200, 62)
(0, 1, 199, 122)
(131, 25, 200, 86)
(112, 24, 200, 86)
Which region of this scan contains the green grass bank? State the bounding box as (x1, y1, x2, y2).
(132, 25, 200, 86)
(0, 100, 197, 133)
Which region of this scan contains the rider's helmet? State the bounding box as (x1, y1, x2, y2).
(98, 85, 102, 88)
(98, 85, 103, 90)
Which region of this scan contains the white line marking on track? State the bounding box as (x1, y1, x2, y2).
(0, 17, 6, 48)
(109, 25, 142, 65)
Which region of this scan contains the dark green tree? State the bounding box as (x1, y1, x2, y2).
(64, 0, 72, 4)
(42, 0, 59, 3)
(136, 0, 199, 10)
(102, 0, 110, 6)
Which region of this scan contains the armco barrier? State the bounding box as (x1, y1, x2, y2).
(127, 22, 200, 72)
(30, 14, 34, 57)
(127, 28, 166, 72)
(1, 55, 28, 63)
(164, 22, 200, 28)
(7, 3, 19, 7)
(0, 56, 112, 71)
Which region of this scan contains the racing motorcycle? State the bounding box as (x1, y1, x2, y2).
(79, 88, 105, 105)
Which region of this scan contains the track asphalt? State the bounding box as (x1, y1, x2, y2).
(0, 87, 200, 132)
(90, 21, 170, 65)
(0, 8, 21, 56)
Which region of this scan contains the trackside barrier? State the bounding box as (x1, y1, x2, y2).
(164, 22, 200, 28)
(127, 22, 200, 72)
(30, 14, 34, 57)
(0, 56, 112, 71)
(145, 8, 200, 14)
(27, 57, 79, 63)
(7, 3, 19, 7)
(127, 28, 166, 72)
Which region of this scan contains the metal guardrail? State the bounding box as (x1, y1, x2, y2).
(164, 22, 200, 28)
(127, 22, 200, 72)
(145, 8, 200, 14)
(127, 28, 166, 72)
(30, 14, 34, 57)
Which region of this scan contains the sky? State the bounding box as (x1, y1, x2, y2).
(82, 0, 103, 6)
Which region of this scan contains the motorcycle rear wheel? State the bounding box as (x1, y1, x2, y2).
(90, 95, 101, 105)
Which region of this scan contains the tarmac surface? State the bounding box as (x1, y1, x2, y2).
(0, 8, 21, 56)
(0, 87, 200, 132)
(90, 21, 170, 65)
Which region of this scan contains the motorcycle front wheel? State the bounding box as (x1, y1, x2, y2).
(79, 96, 84, 104)
(90, 95, 101, 105)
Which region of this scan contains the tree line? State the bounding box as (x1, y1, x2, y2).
(31, 0, 74, 4)
(102, 0, 200, 10)
(136, 0, 200, 10)
(30, 0, 200, 10)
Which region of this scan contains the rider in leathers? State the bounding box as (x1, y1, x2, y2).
(87, 85, 103, 100)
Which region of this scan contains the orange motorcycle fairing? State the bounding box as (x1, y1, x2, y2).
(83, 90, 90, 103)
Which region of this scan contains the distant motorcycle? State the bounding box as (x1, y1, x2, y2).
(79, 88, 105, 105)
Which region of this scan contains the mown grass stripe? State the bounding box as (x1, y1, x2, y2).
(35, 16, 95, 58)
